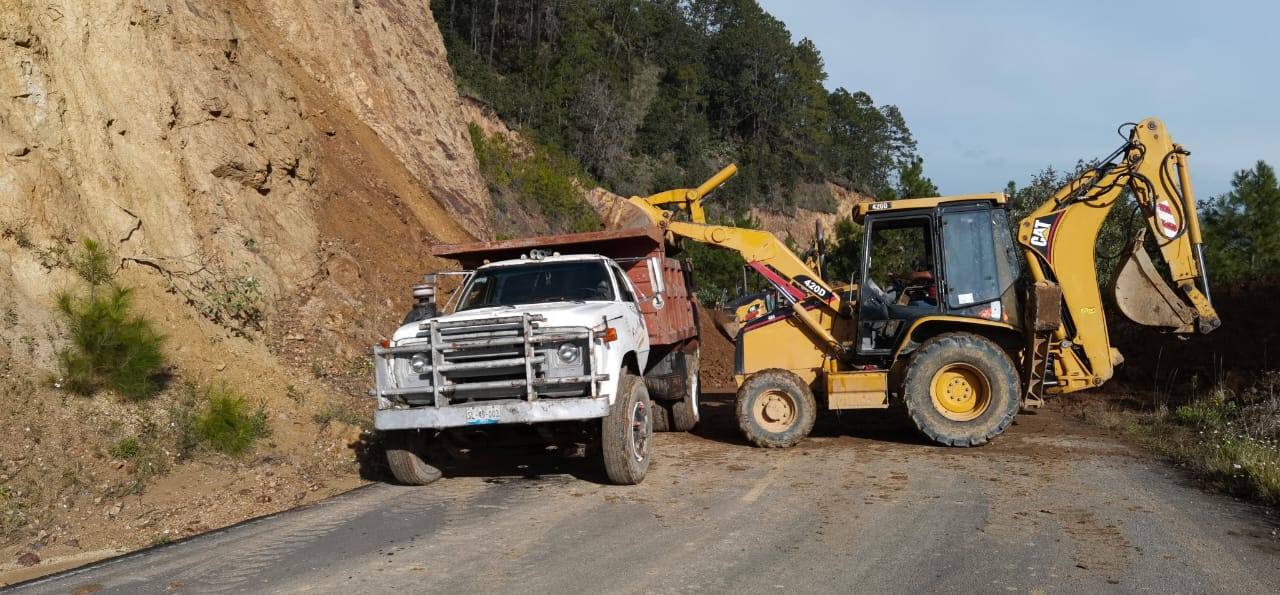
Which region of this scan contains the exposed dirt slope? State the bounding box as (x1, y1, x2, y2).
(1, 0, 491, 582)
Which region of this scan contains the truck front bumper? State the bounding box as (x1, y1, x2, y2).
(374, 396, 612, 430)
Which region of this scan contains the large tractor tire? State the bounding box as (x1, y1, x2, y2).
(601, 372, 653, 485)
(384, 430, 444, 486)
(735, 369, 817, 448)
(902, 333, 1019, 446)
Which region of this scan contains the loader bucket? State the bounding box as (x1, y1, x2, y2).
(1108, 232, 1196, 332)
(712, 306, 741, 341)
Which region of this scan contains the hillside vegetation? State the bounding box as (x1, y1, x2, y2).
(436, 0, 920, 215)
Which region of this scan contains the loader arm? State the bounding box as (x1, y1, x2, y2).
(1017, 118, 1221, 393)
(621, 167, 849, 357)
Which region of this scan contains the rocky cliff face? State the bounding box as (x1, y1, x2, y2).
(0, 0, 488, 367)
(0, 2, 497, 575)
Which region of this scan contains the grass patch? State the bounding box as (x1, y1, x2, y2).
(194, 383, 271, 456)
(109, 436, 141, 459)
(1085, 381, 1280, 507)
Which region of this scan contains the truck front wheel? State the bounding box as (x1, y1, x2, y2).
(902, 333, 1019, 446)
(601, 372, 653, 485)
(384, 430, 444, 486)
(735, 369, 816, 448)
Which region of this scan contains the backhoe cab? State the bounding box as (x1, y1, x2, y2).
(619, 117, 1219, 448)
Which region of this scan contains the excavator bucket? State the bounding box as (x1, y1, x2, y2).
(1108, 231, 1196, 333)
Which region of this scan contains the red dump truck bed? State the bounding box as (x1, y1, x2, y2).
(432, 228, 697, 347)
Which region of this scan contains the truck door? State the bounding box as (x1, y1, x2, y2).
(856, 215, 939, 356)
(611, 264, 650, 358)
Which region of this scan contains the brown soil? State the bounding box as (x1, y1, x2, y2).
(697, 304, 737, 392)
(0, 18, 473, 584)
(1109, 280, 1276, 399)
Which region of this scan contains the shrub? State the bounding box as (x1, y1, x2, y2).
(109, 437, 141, 459)
(195, 383, 271, 456)
(56, 285, 166, 400)
(195, 264, 265, 333)
(469, 123, 601, 233)
(72, 238, 114, 290)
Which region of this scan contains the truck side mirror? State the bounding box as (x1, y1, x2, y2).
(645, 256, 666, 310)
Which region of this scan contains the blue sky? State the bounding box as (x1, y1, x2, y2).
(756, 0, 1277, 199)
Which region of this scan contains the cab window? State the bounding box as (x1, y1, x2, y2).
(941, 210, 1017, 308)
(611, 266, 636, 303)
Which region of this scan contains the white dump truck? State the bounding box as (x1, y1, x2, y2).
(371, 227, 700, 485)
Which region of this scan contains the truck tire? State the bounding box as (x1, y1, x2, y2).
(902, 333, 1019, 446)
(384, 430, 444, 486)
(669, 347, 700, 432)
(735, 369, 816, 448)
(601, 372, 653, 485)
(651, 405, 672, 433)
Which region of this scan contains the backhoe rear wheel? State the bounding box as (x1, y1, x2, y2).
(601, 372, 653, 485)
(384, 430, 444, 486)
(735, 369, 816, 448)
(902, 333, 1018, 446)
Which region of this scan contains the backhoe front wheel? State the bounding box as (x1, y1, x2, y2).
(902, 333, 1019, 447)
(736, 369, 817, 448)
(601, 372, 653, 485)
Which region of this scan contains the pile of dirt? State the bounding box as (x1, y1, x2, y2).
(1109, 279, 1277, 399)
(697, 304, 737, 392)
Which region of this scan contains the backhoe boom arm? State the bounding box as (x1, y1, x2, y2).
(1017, 118, 1220, 392)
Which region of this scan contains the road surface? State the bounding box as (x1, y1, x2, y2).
(9, 395, 1279, 594)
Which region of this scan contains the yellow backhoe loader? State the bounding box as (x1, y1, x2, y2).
(617, 118, 1220, 447)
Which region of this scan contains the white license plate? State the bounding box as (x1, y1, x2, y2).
(465, 405, 502, 425)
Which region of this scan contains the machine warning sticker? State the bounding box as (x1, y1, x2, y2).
(958, 293, 974, 305)
(1155, 200, 1180, 239)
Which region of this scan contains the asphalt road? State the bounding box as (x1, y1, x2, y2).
(9, 395, 1279, 594)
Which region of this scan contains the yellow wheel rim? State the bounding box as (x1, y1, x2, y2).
(753, 389, 797, 433)
(930, 363, 991, 421)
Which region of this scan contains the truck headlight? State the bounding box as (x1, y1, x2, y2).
(557, 343, 580, 364)
(409, 353, 430, 374)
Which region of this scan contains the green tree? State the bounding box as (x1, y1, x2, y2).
(890, 156, 938, 199)
(435, 0, 920, 218)
(1200, 160, 1280, 282)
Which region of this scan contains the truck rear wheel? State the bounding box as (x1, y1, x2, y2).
(735, 369, 816, 448)
(902, 333, 1019, 446)
(601, 372, 653, 485)
(669, 347, 700, 431)
(384, 430, 444, 485)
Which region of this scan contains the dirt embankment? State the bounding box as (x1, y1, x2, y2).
(0, 0, 492, 583)
(1109, 279, 1277, 399)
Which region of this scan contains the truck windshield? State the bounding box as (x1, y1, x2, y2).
(456, 261, 615, 311)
